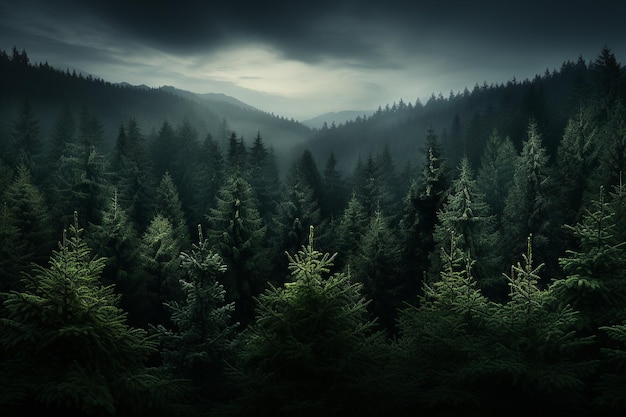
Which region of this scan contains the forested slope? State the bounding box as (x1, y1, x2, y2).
(1, 46, 626, 416)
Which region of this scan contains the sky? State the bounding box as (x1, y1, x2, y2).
(1, 0, 625, 121)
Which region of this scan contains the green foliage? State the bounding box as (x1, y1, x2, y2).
(152, 225, 237, 414)
(0, 212, 186, 416)
(431, 157, 503, 295)
(552, 187, 626, 333)
(227, 226, 393, 417)
(206, 172, 270, 326)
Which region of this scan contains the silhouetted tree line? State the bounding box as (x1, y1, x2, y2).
(2, 46, 626, 416)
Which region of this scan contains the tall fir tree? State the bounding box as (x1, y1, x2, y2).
(476, 128, 516, 227)
(430, 157, 502, 297)
(551, 187, 626, 335)
(502, 120, 558, 277)
(151, 225, 237, 416)
(0, 212, 187, 416)
(205, 172, 270, 327)
(8, 99, 42, 182)
(226, 227, 394, 417)
(2, 163, 55, 268)
(132, 214, 185, 328)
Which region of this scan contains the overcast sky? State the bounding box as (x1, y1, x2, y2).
(1, 0, 625, 121)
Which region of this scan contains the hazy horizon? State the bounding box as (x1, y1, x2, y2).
(1, 0, 625, 121)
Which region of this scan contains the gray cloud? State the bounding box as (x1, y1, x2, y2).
(1, 0, 625, 119)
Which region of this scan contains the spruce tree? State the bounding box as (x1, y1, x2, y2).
(87, 188, 140, 310)
(8, 99, 42, 180)
(2, 163, 55, 268)
(350, 210, 404, 334)
(394, 234, 495, 415)
(226, 227, 393, 417)
(430, 157, 502, 297)
(551, 187, 626, 334)
(502, 120, 557, 277)
(0, 213, 186, 416)
(476, 128, 516, 226)
(490, 236, 597, 415)
(151, 225, 237, 415)
(133, 214, 185, 328)
(554, 105, 600, 227)
(205, 172, 270, 327)
(155, 171, 190, 245)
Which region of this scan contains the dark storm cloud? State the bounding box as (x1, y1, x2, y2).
(3, 0, 626, 67)
(2, 0, 626, 120)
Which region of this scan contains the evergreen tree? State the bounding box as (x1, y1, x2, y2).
(398, 128, 448, 292)
(8, 99, 42, 180)
(151, 225, 238, 415)
(226, 227, 393, 417)
(554, 105, 600, 226)
(113, 118, 155, 231)
(551, 187, 626, 335)
(195, 133, 226, 221)
(394, 234, 495, 414)
(47, 104, 76, 174)
(133, 214, 185, 328)
(0, 213, 186, 416)
(431, 157, 502, 297)
(333, 192, 370, 271)
(155, 171, 190, 245)
(87, 188, 140, 310)
(476, 129, 516, 226)
(205, 173, 270, 327)
(502, 120, 557, 277)
(247, 132, 281, 224)
(171, 119, 202, 226)
(350, 210, 404, 334)
(270, 180, 322, 284)
(2, 163, 55, 268)
(227, 131, 247, 175)
(490, 237, 597, 415)
(150, 120, 177, 179)
(321, 152, 349, 220)
(51, 136, 110, 230)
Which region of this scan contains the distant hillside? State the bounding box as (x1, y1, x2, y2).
(302, 110, 374, 129)
(0, 52, 313, 174)
(295, 54, 601, 174)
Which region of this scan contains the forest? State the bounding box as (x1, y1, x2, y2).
(1, 45, 626, 416)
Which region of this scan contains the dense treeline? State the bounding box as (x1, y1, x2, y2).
(2, 46, 626, 416)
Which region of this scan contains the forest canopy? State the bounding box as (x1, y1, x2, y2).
(1, 46, 626, 416)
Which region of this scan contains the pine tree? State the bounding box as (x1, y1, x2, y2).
(398, 128, 448, 293)
(133, 214, 185, 328)
(430, 157, 502, 297)
(155, 171, 190, 245)
(394, 234, 495, 414)
(551, 187, 626, 334)
(350, 210, 404, 334)
(9, 99, 42, 180)
(151, 225, 237, 415)
(247, 132, 281, 224)
(502, 120, 557, 277)
(87, 188, 140, 308)
(491, 236, 597, 414)
(476, 128, 516, 226)
(113, 118, 155, 231)
(194, 133, 226, 224)
(321, 152, 348, 220)
(2, 163, 55, 268)
(0, 212, 186, 416)
(226, 227, 393, 417)
(205, 173, 270, 327)
(333, 191, 369, 271)
(554, 105, 600, 226)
